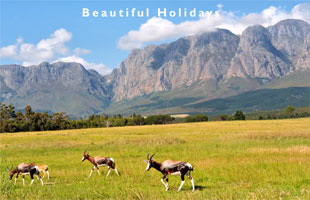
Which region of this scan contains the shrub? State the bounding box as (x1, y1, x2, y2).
(185, 114, 208, 122)
(234, 110, 245, 120)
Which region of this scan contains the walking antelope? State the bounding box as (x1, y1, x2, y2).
(36, 164, 49, 179)
(8, 163, 44, 186)
(81, 150, 119, 177)
(145, 153, 195, 192)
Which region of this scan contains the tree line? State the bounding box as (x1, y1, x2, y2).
(1, 103, 211, 133)
(0, 103, 308, 133)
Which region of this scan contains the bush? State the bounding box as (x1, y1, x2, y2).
(218, 114, 230, 121)
(185, 114, 208, 122)
(285, 105, 295, 117)
(234, 110, 245, 120)
(145, 115, 173, 125)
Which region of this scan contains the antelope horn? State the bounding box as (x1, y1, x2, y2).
(147, 153, 150, 160)
(84, 149, 87, 155)
(150, 153, 156, 160)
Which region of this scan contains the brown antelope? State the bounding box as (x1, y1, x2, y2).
(36, 164, 49, 179)
(8, 163, 44, 186)
(81, 150, 119, 177)
(145, 153, 195, 192)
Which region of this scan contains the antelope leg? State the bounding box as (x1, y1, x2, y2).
(177, 175, 185, 192)
(106, 167, 111, 177)
(161, 178, 167, 188)
(187, 173, 195, 191)
(177, 181, 185, 192)
(89, 167, 95, 178)
(114, 168, 119, 176)
(191, 179, 195, 191)
(46, 171, 50, 179)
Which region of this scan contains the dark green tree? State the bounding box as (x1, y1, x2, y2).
(234, 110, 245, 120)
(285, 105, 295, 117)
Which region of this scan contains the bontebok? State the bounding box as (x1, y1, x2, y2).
(145, 153, 195, 192)
(37, 164, 50, 179)
(8, 163, 44, 186)
(82, 150, 119, 177)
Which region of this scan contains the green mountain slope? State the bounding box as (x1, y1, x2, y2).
(4, 86, 110, 118)
(106, 87, 309, 116)
(105, 77, 261, 115)
(261, 69, 310, 89)
(184, 87, 310, 115)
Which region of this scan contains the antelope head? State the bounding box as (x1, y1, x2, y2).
(145, 153, 156, 171)
(82, 150, 89, 162)
(7, 165, 15, 180)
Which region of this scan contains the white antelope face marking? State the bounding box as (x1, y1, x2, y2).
(145, 153, 155, 171)
(146, 161, 151, 171)
(82, 151, 90, 162)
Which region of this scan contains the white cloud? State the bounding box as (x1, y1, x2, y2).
(0, 28, 72, 65)
(117, 3, 310, 50)
(56, 55, 112, 75)
(0, 28, 111, 75)
(73, 47, 91, 55)
(0, 45, 17, 58)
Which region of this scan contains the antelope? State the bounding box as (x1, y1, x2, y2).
(145, 153, 195, 192)
(8, 163, 44, 186)
(36, 164, 49, 179)
(81, 150, 119, 177)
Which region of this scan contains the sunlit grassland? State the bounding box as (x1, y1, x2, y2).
(1, 118, 310, 199)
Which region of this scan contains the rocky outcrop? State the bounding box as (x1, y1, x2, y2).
(0, 62, 112, 102)
(109, 19, 310, 101)
(225, 25, 293, 80)
(109, 29, 240, 101)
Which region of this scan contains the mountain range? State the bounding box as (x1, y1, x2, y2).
(1, 19, 309, 117)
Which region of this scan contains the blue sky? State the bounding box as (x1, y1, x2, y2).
(1, 0, 310, 75)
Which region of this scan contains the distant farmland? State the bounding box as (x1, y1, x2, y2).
(1, 118, 310, 199)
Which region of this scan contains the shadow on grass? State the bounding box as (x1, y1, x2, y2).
(180, 185, 207, 191)
(194, 185, 207, 191)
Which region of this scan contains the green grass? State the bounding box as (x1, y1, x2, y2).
(1, 118, 310, 199)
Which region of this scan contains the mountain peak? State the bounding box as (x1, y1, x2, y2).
(1, 19, 309, 116)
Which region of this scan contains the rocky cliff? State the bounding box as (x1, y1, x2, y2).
(1, 19, 309, 116)
(108, 19, 310, 101)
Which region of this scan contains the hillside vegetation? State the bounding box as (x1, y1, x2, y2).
(1, 118, 310, 199)
(106, 87, 310, 115)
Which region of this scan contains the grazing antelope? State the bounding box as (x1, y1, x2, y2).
(81, 150, 119, 177)
(145, 153, 195, 192)
(37, 164, 49, 179)
(8, 163, 44, 186)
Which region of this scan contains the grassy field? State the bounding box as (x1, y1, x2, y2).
(1, 118, 310, 199)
